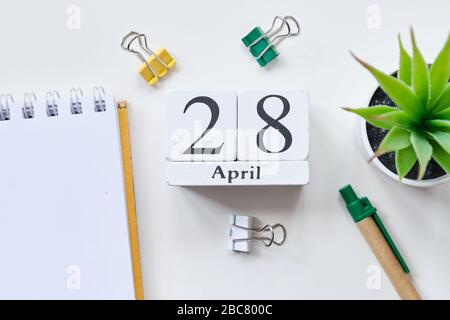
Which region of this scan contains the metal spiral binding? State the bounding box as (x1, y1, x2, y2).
(70, 88, 83, 114)
(93, 86, 106, 112)
(2, 88, 107, 119)
(0, 94, 13, 121)
(46, 91, 60, 117)
(23, 92, 37, 119)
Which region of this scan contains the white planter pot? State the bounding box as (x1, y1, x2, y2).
(357, 118, 450, 187)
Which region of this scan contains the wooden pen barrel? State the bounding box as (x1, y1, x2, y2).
(357, 218, 421, 300)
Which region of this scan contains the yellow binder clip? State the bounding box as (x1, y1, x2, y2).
(121, 31, 176, 86)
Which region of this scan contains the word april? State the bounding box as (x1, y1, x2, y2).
(212, 165, 261, 183)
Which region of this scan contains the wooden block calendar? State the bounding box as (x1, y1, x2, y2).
(166, 90, 309, 186)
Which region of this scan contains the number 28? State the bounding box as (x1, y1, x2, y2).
(182, 95, 293, 155)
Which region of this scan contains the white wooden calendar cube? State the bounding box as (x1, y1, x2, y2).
(237, 90, 309, 161)
(166, 90, 237, 161)
(166, 89, 310, 186)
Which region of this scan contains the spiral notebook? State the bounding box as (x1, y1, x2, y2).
(0, 88, 142, 299)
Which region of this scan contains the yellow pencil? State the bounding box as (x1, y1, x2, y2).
(117, 101, 144, 300)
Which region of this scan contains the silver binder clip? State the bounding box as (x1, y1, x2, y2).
(0, 94, 13, 121)
(23, 92, 37, 119)
(46, 91, 60, 117)
(70, 88, 83, 114)
(93, 86, 106, 112)
(229, 215, 286, 253)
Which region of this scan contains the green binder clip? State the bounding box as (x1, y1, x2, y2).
(241, 16, 300, 67)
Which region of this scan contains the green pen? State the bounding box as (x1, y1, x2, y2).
(339, 184, 421, 300)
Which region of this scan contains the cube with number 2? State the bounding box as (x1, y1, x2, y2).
(166, 90, 237, 161)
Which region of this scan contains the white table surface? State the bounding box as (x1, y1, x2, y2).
(1, 0, 449, 299)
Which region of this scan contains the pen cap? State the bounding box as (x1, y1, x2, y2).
(339, 185, 376, 222)
(339, 185, 358, 205)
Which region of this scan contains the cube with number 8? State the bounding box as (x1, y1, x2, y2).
(166, 90, 237, 161)
(237, 90, 309, 161)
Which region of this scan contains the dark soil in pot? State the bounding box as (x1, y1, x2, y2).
(367, 81, 446, 180)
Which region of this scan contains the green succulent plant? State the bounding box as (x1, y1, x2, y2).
(344, 29, 450, 181)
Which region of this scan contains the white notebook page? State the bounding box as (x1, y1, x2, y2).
(0, 92, 135, 299)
